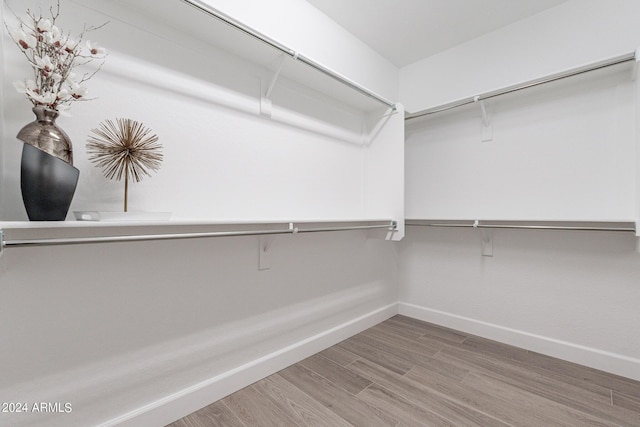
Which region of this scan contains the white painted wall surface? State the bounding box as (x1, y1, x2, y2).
(1, 0, 403, 222)
(0, 229, 398, 426)
(405, 65, 636, 221)
(364, 104, 406, 240)
(400, 0, 640, 114)
(0, 1, 402, 425)
(2, 1, 403, 220)
(400, 0, 640, 380)
(398, 226, 640, 380)
(635, 66, 640, 235)
(204, 0, 399, 102)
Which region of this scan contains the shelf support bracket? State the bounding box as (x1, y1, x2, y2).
(480, 229, 493, 257)
(261, 54, 288, 117)
(363, 106, 396, 145)
(472, 221, 493, 256)
(259, 236, 272, 270)
(474, 96, 493, 142)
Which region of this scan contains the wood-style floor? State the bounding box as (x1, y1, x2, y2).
(167, 315, 640, 426)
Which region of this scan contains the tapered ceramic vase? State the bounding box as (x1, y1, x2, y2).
(17, 106, 79, 221)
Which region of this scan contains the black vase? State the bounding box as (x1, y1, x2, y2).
(20, 144, 80, 221)
(20, 144, 79, 221)
(17, 106, 78, 221)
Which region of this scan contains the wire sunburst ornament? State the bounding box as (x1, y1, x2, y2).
(87, 118, 162, 212)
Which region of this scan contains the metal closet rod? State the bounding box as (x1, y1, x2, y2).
(407, 221, 636, 233)
(0, 222, 397, 249)
(405, 51, 637, 120)
(179, 0, 397, 111)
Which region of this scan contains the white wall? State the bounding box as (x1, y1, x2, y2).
(1, 0, 403, 222)
(364, 104, 406, 239)
(398, 226, 640, 379)
(0, 1, 402, 426)
(405, 65, 636, 221)
(400, 0, 640, 113)
(399, 0, 640, 380)
(0, 227, 398, 427)
(204, 0, 399, 102)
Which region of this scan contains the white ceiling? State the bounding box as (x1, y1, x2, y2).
(306, 0, 569, 68)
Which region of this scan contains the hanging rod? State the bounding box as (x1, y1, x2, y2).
(405, 51, 637, 120)
(0, 221, 397, 249)
(406, 220, 635, 233)
(179, 0, 397, 111)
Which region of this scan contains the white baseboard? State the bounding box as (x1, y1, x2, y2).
(398, 302, 640, 381)
(110, 303, 399, 427)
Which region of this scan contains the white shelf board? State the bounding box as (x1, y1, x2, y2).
(81, 0, 390, 113)
(0, 218, 393, 229)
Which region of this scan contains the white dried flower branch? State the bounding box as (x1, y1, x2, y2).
(5, 0, 108, 111)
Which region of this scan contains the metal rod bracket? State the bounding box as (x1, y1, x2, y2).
(261, 54, 287, 117)
(480, 228, 493, 257)
(471, 221, 493, 256)
(474, 97, 489, 126)
(474, 96, 493, 142)
(0, 230, 4, 259)
(259, 236, 272, 270)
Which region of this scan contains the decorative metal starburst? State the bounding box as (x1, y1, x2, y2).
(87, 118, 162, 211)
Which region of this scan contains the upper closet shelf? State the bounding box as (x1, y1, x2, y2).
(406, 51, 638, 121)
(105, 0, 396, 113)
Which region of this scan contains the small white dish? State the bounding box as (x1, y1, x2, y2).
(73, 211, 172, 222)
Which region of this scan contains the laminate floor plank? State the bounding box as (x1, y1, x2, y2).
(278, 363, 398, 427)
(167, 316, 640, 427)
(463, 334, 640, 398)
(221, 384, 298, 427)
(423, 333, 615, 401)
(317, 345, 360, 367)
(613, 389, 640, 413)
(337, 334, 414, 375)
(433, 345, 640, 426)
(252, 374, 352, 427)
(361, 325, 443, 357)
(348, 358, 509, 427)
(517, 349, 640, 397)
(460, 335, 530, 361)
(299, 353, 372, 395)
(435, 343, 613, 404)
(166, 401, 245, 427)
(357, 383, 457, 427)
(404, 363, 569, 427)
(459, 371, 622, 427)
(390, 315, 468, 344)
(378, 316, 432, 339)
(360, 328, 468, 382)
(368, 319, 425, 340)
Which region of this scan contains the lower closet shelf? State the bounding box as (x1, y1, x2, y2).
(0, 219, 398, 250)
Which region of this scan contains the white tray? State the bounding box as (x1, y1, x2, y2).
(73, 211, 172, 222)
